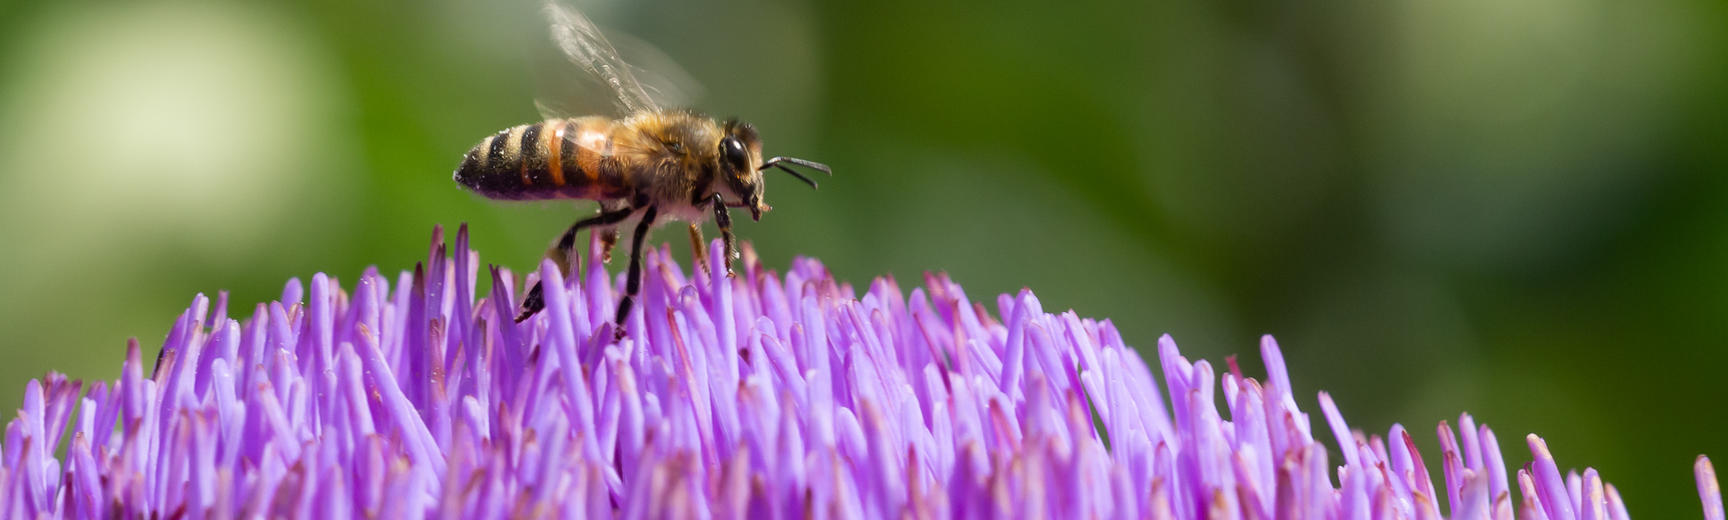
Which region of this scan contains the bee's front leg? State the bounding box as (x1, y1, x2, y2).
(709, 193, 737, 278)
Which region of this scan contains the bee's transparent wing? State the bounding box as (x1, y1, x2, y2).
(542, 0, 694, 116)
(602, 29, 701, 110)
(534, 98, 584, 122)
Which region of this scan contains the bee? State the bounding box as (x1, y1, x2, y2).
(453, 0, 831, 340)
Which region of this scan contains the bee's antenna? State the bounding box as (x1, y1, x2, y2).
(761, 156, 832, 174)
(760, 156, 832, 190)
(774, 164, 819, 189)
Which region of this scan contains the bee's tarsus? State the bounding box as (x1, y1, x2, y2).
(516, 282, 545, 323)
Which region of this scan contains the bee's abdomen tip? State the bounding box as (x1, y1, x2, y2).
(454, 149, 482, 188)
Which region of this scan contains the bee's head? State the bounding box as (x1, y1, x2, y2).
(718, 119, 767, 220)
(717, 118, 831, 221)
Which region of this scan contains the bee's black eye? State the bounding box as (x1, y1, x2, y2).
(720, 136, 748, 171)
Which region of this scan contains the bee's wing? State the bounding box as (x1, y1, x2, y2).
(541, 0, 697, 117)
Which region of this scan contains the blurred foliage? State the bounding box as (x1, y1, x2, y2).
(1, 0, 1724, 514)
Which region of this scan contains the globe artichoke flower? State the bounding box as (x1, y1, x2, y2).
(1, 225, 1717, 518)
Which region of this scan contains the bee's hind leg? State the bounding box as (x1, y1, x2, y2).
(612, 205, 659, 340)
(516, 205, 635, 323)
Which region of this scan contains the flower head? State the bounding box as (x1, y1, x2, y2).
(1, 225, 1718, 518)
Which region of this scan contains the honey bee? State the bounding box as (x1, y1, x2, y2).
(454, 0, 830, 339)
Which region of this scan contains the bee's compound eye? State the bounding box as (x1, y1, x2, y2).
(720, 137, 749, 171)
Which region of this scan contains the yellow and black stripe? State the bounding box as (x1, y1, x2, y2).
(453, 119, 626, 201)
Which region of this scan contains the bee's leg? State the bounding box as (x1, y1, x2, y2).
(598, 200, 627, 263)
(710, 193, 737, 278)
(613, 205, 659, 340)
(600, 230, 620, 263)
(516, 206, 636, 323)
(687, 224, 710, 277)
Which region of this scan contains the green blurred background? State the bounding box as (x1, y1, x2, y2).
(1, 0, 1724, 514)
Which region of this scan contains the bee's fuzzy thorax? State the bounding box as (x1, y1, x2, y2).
(611, 109, 730, 223)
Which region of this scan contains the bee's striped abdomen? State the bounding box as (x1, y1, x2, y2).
(453, 118, 623, 200)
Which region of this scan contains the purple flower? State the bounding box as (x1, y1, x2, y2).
(1, 225, 1719, 518)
